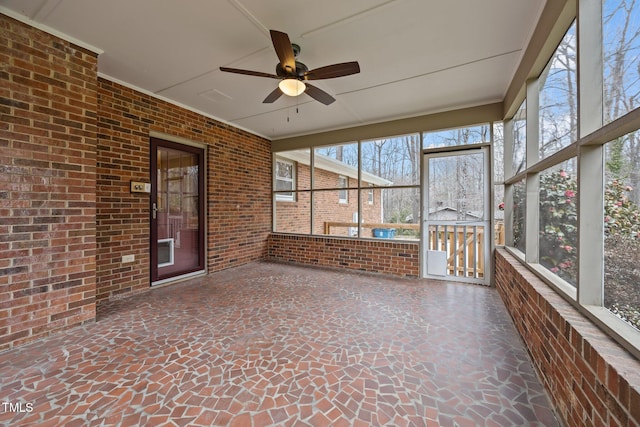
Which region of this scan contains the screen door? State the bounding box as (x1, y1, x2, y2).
(422, 145, 490, 284)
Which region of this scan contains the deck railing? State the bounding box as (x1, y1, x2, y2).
(427, 224, 485, 279)
(323, 221, 505, 279)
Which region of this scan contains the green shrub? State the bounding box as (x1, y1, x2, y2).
(539, 170, 578, 283)
(512, 171, 639, 284)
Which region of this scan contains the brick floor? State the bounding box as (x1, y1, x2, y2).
(0, 262, 559, 426)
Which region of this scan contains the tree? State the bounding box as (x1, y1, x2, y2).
(538, 22, 577, 159)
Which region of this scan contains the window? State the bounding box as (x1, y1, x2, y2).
(314, 143, 358, 190)
(539, 159, 577, 285)
(338, 176, 348, 203)
(274, 151, 309, 234)
(313, 189, 357, 236)
(423, 125, 490, 149)
(368, 185, 374, 204)
(539, 22, 577, 159)
(275, 158, 295, 201)
(494, 122, 505, 246)
(365, 187, 420, 240)
(513, 100, 527, 176)
(603, 0, 640, 123)
(604, 130, 640, 332)
(512, 180, 526, 254)
(361, 134, 420, 239)
(314, 143, 358, 237)
(493, 122, 505, 183)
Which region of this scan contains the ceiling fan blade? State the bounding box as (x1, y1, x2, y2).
(304, 83, 335, 105)
(220, 67, 279, 79)
(304, 61, 360, 80)
(270, 30, 296, 73)
(263, 87, 283, 103)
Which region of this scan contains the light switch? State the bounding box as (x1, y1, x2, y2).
(130, 181, 150, 193)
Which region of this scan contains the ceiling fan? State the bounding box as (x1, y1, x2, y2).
(220, 30, 360, 105)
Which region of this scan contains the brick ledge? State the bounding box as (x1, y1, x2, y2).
(495, 248, 640, 427)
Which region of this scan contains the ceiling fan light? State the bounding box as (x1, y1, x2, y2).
(279, 79, 306, 96)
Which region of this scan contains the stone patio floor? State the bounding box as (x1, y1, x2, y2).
(0, 262, 559, 426)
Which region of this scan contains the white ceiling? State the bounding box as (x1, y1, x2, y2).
(0, 0, 545, 140)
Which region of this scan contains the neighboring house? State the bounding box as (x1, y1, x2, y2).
(274, 150, 391, 236)
(428, 207, 482, 221)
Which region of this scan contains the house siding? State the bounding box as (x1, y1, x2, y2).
(0, 15, 98, 351)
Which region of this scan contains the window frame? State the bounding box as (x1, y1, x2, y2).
(275, 158, 296, 202)
(338, 175, 348, 204)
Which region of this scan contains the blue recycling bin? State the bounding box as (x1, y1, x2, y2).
(373, 228, 396, 239)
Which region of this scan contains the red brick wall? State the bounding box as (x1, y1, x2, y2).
(96, 79, 271, 303)
(0, 15, 98, 350)
(495, 249, 640, 427)
(268, 234, 419, 277)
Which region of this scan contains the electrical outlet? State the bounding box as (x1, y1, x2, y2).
(130, 181, 150, 193)
(122, 254, 135, 263)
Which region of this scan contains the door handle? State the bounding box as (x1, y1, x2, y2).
(152, 202, 158, 219)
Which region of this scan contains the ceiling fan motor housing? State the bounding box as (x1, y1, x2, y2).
(276, 61, 308, 78)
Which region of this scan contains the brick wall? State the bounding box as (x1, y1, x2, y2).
(0, 14, 98, 350)
(268, 234, 419, 277)
(495, 249, 640, 427)
(97, 79, 271, 303)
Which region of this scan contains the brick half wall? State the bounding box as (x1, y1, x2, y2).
(268, 234, 419, 277)
(495, 248, 640, 427)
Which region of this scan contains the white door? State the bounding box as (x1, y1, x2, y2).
(422, 145, 491, 285)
